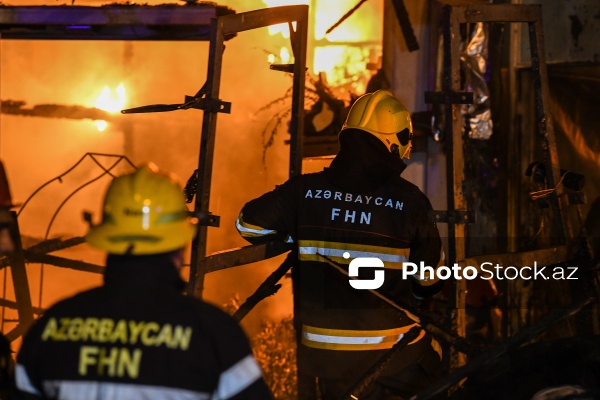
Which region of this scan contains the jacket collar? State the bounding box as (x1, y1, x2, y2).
(325, 129, 407, 192)
(103, 252, 186, 292)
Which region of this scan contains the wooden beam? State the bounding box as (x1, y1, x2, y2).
(0, 5, 236, 41)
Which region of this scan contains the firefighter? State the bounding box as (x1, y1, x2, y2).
(236, 90, 445, 399)
(14, 164, 273, 400)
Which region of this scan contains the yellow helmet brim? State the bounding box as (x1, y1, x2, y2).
(86, 220, 197, 255)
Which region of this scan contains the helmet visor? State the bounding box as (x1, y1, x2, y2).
(390, 128, 413, 156)
(389, 128, 413, 159)
(397, 127, 412, 146)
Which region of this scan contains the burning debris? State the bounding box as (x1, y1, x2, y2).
(0, 100, 113, 122)
(223, 294, 297, 399)
(254, 72, 353, 161)
(251, 317, 297, 399)
(1, 83, 126, 132)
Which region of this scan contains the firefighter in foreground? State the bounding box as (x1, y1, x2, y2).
(237, 90, 445, 399)
(14, 164, 273, 400)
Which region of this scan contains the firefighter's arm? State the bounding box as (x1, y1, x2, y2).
(13, 324, 45, 400)
(409, 196, 445, 300)
(235, 179, 298, 244)
(11, 368, 42, 400)
(211, 312, 273, 400)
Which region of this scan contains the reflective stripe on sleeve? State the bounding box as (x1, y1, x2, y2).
(41, 380, 211, 400)
(235, 216, 276, 237)
(15, 364, 42, 396)
(213, 354, 263, 400)
(301, 324, 425, 351)
(298, 240, 409, 269)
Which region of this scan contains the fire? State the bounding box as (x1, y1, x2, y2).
(262, 0, 382, 96)
(94, 120, 108, 132)
(93, 83, 126, 132)
(280, 47, 291, 64)
(95, 83, 126, 112)
(262, 0, 308, 38)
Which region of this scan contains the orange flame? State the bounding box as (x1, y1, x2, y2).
(262, 0, 308, 38)
(93, 83, 126, 132)
(262, 0, 382, 96)
(95, 83, 126, 112)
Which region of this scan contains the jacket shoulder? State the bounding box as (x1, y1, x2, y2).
(266, 172, 327, 196)
(281, 171, 325, 186)
(39, 287, 103, 315)
(180, 296, 245, 331)
(395, 176, 430, 197)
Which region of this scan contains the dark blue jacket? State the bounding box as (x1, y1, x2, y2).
(14, 254, 272, 400)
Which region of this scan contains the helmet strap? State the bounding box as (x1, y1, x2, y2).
(125, 244, 135, 255)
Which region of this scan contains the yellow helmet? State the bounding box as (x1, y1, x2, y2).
(341, 90, 413, 159)
(86, 164, 197, 255)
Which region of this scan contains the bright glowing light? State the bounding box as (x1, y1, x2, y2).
(93, 83, 126, 132)
(313, 46, 373, 93)
(262, 0, 382, 95)
(94, 120, 108, 132)
(95, 83, 126, 112)
(261, 1, 308, 8)
(280, 47, 291, 64)
(312, 0, 380, 42)
(262, 0, 307, 38)
(266, 21, 298, 39)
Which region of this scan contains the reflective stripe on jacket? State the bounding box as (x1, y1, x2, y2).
(237, 171, 443, 379)
(14, 260, 272, 400)
(301, 324, 426, 351)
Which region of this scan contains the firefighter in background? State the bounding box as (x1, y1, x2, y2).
(14, 164, 273, 400)
(237, 90, 445, 399)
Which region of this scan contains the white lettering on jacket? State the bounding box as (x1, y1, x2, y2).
(305, 189, 403, 211)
